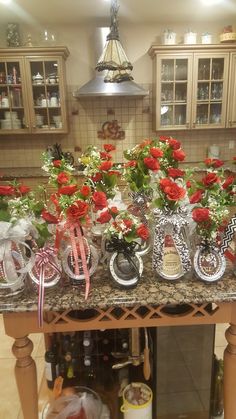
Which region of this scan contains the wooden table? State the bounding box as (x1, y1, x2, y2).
(2, 261, 236, 419)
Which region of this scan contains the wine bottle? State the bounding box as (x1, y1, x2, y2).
(45, 345, 59, 389)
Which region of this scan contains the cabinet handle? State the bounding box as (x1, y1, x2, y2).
(32, 125, 36, 128)
(25, 124, 29, 128)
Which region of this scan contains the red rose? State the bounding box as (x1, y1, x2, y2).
(159, 135, 170, 142)
(150, 147, 163, 158)
(167, 138, 181, 150)
(202, 173, 219, 187)
(57, 172, 70, 185)
(110, 206, 119, 216)
(125, 160, 137, 167)
(104, 144, 116, 152)
(92, 191, 108, 211)
(97, 209, 112, 224)
(18, 185, 31, 195)
(100, 151, 112, 160)
(66, 200, 89, 220)
(108, 170, 120, 176)
(159, 178, 173, 191)
(0, 185, 15, 196)
(99, 161, 113, 171)
(41, 209, 58, 224)
(58, 184, 78, 195)
(186, 180, 192, 188)
(50, 193, 59, 207)
(53, 160, 62, 168)
(204, 158, 224, 168)
(143, 157, 160, 171)
(136, 224, 149, 241)
(91, 172, 102, 182)
(164, 183, 186, 201)
(172, 149, 186, 161)
(222, 176, 234, 189)
(167, 168, 185, 178)
(189, 190, 204, 204)
(123, 219, 133, 229)
(80, 185, 91, 197)
(192, 207, 210, 223)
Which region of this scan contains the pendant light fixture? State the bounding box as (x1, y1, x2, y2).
(95, 0, 133, 82)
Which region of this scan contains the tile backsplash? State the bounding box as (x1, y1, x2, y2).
(0, 83, 235, 168)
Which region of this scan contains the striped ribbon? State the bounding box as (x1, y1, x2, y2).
(220, 215, 236, 255)
(66, 222, 90, 300)
(36, 246, 61, 328)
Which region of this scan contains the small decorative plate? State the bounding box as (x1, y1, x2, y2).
(109, 251, 143, 288)
(194, 244, 226, 283)
(62, 243, 98, 283)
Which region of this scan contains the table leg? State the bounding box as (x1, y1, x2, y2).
(12, 336, 38, 419)
(224, 323, 236, 419)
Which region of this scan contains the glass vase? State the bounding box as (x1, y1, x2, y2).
(0, 241, 26, 298)
(28, 245, 62, 291)
(106, 238, 143, 288)
(62, 236, 98, 285)
(152, 208, 192, 281)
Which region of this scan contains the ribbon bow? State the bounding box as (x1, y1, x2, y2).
(0, 219, 34, 285)
(106, 237, 141, 279)
(152, 207, 191, 274)
(36, 246, 61, 328)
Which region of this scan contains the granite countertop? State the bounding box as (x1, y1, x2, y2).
(0, 163, 235, 180)
(1, 257, 236, 313)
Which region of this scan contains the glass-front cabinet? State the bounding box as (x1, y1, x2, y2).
(192, 54, 229, 128)
(0, 47, 69, 134)
(227, 53, 236, 128)
(149, 45, 236, 131)
(157, 54, 192, 129)
(0, 58, 29, 132)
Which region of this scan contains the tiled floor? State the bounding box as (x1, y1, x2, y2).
(0, 314, 228, 418)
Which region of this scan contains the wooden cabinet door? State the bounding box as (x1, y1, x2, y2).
(192, 53, 229, 129)
(153, 53, 193, 131)
(227, 53, 236, 128)
(25, 56, 68, 134)
(0, 57, 30, 134)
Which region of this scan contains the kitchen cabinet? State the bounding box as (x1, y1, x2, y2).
(227, 52, 236, 128)
(0, 47, 69, 134)
(148, 44, 236, 131)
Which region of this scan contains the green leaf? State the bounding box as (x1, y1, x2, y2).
(0, 209, 11, 222)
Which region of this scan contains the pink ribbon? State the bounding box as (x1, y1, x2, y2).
(35, 246, 61, 327)
(66, 221, 90, 300)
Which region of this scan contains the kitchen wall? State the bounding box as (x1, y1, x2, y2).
(0, 20, 236, 168)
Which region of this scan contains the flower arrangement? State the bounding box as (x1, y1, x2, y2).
(188, 158, 235, 242)
(41, 152, 109, 225)
(123, 136, 190, 210)
(78, 144, 121, 199)
(104, 209, 149, 243)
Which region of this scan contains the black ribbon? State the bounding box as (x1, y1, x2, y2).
(105, 237, 141, 279)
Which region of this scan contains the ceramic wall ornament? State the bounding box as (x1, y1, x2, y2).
(105, 237, 143, 288)
(152, 207, 192, 281)
(193, 241, 226, 283)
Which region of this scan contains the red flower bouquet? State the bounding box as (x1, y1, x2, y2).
(78, 144, 121, 199)
(188, 160, 235, 241)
